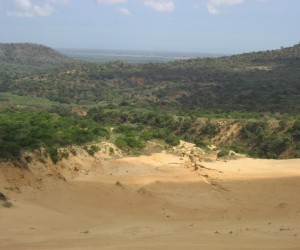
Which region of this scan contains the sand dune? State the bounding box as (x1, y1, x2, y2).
(1, 152, 300, 250)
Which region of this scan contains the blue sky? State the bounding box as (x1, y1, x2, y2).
(0, 0, 299, 53)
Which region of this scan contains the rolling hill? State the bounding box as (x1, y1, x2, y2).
(0, 43, 71, 67)
(1, 43, 299, 113)
(0, 43, 299, 160)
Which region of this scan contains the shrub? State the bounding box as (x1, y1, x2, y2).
(70, 148, 77, 156)
(84, 145, 100, 156)
(140, 132, 153, 141)
(115, 137, 128, 149)
(115, 136, 144, 149)
(109, 147, 114, 155)
(217, 149, 230, 158)
(0, 109, 109, 164)
(194, 138, 207, 148)
(201, 122, 220, 137)
(48, 148, 59, 164)
(164, 133, 180, 146)
(25, 156, 32, 163)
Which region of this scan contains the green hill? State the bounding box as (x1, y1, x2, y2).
(1, 43, 299, 113)
(0, 43, 299, 160)
(0, 43, 71, 67)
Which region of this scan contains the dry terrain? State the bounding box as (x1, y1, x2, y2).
(1, 147, 300, 250)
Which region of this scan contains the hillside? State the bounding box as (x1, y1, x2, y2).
(0, 43, 71, 67)
(1, 43, 299, 113)
(0, 43, 299, 160)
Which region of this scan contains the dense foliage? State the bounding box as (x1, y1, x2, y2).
(0, 109, 108, 163)
(87, 105, 300, 158)
(1, 43, 299, 113)
(0, 43, 299, 161)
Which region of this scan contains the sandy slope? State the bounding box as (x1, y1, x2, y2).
(1, 152, 300, 250)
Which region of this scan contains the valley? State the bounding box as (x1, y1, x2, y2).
(0, 42, 300, 249)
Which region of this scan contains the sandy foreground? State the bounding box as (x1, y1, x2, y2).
(0, 152, 300, 250)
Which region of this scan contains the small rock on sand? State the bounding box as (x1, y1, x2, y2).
(137, 187, 152, 197)
(115, 181, 123, 187)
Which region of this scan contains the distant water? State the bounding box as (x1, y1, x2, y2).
(57, 48, 226, 64)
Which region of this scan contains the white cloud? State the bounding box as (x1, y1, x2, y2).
(7, 0, 54, 17)
(118, 7, 131, 15)
(144, 0, 174, 12)
(7, 0, 70, 17)
(207, 4, 219, 15)
(207, 0, 244, 15)
(14, 0, 32, 10)
(209, 0, 244, 5)
(96, 0, 127, 4)
(47, 0, 70, 3)
(32, 3, 54, 16)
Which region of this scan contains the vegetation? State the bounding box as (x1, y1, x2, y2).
(83, 145, 101, 156)
(0, 42, 299, 162)
(0, 43, 71, 67)
(1, 43, 299, 113)
(86, 105, 300, 158)
(0, 109, 108, 163)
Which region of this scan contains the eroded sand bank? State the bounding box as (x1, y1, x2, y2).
(1, 153, 300, 250)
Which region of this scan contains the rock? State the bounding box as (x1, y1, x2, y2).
(115, 181, 123, 187)
(137, 187, 152, 197)
(0, 192, 7, 201)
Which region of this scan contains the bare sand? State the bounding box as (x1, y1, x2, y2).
(1, 153, 300, 250)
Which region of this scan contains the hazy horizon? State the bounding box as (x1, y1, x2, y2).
(57, 47, 228, 63)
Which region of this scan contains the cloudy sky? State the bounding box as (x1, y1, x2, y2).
(0, 0, 299, 53)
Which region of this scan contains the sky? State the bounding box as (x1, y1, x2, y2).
(0, 0, 299, 53)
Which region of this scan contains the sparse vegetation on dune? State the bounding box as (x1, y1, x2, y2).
(87, 105, 300, 159)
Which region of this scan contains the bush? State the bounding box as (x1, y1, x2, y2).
(201, 122, 220, 137)
(83, 145, 100, 156)
(70, 148, 77, 156)
(0, 109, 109, 164)
(115, 137, 128, 149)
(115, 136, 144, 149)
(229, 143, 243, 154)
(194, 138, 207, 148)
(109, 147, 114, 155)
(217, 149, 230, 158)
(48, 148, 59, 164)
(24, 156, 33, 163)
(164, 133, 180, 146)
(140, 132, 153, 141)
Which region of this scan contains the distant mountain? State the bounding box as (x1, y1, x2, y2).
(0, 43, 71, 67)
